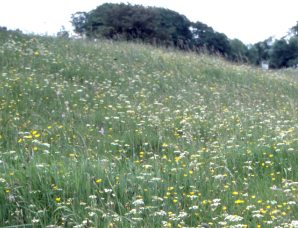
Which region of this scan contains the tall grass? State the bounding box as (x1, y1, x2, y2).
(0, 30, 298, 227)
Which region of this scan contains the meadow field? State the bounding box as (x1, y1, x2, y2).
(0, 30, 297, 227)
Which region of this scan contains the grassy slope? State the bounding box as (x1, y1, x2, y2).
(0, 30, 297, 227)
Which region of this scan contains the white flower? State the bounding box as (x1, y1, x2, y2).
(230, 225, 248, 228)
(213, 174, 226, 180)
(99, 127, 105, 135)
(132, 199, 144, 206)
(88, 212, 96, 217)
(150, 177, 162, 182)
(178, 211, 188, 218)
(189, 205, 199, 210)
(252, 213, 263, 218)
(126, 209, 137, 215)
(131, 217, 143, 221)
(224, 214, 243, 222)
(152, 210, 167, 216)
(0, 178, 6, 183)
(246, 205, 256, 210)
(32, 218, 40, 223)
(152, 196, 164, 202)
(291, 220, 298, 227)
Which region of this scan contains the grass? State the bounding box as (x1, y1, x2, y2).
(0, 30, 298, 227)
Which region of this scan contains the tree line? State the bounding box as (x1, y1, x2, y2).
(71, 3, 298, 69)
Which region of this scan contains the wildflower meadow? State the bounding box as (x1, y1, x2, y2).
(0, 30, 297, 227)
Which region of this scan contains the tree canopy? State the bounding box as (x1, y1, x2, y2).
(72, 3, 298, 69)
(72, 3, 192, 48)
(71, 3, 232, 54)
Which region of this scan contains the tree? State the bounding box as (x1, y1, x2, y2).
(287, 37, 298, 67)
(229, 39, 248, 62)
(246, 38, 273, 65)
(246, 45, 259, 65)
(290, 21, 298, 37)
(71, 3, 192, 49)
(71, 12, 88, 36)
(191, 21, 231, 56)
(207, 32, 231, 56)
(71, 3, 258, 64)
(191, 21, 214, 48)
(269, 39, 290, 68)
(57, 26, 69, 39)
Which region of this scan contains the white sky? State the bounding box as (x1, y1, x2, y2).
(0, 0, 297, 44)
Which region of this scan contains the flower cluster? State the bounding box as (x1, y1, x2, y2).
(0, 31, 297, 227)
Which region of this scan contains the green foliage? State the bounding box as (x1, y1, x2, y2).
(250, 20, 298, 69)
(287, 37, 298, 66)
(246, 45, 259, 65)
(72, 3, 192, 48)
(290, 21, 298, 37)
(252, 38, 272, 65)
(71, 6, 298, 69)
(0, 29, 298, 227)
(270, 37, 298, 68)
(56, 26, 69, 39)
(72, 3, 235, 55)
(229, 39, 249, 62)
(191, 21, 232, 56)
(71, 12, 88, 36)
(270, 39, 290, 68)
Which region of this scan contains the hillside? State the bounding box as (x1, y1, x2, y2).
(0, 30, 298, 227)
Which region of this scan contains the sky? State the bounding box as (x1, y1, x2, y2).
(0, 0, 297, 44)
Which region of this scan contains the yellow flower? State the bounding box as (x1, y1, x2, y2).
(96, 179, 102, 183)
(260, 208, 266, 214)
(166, 222, 172, 227)
(234, 199, 245, 204)
(23, 135, 33, 139)
(51, 184, 58, 190)
(175, 156, 181, 162)
(162, 143, 168, 147)
(55, 197, 61, 203)
(168, 186, 174, 191)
